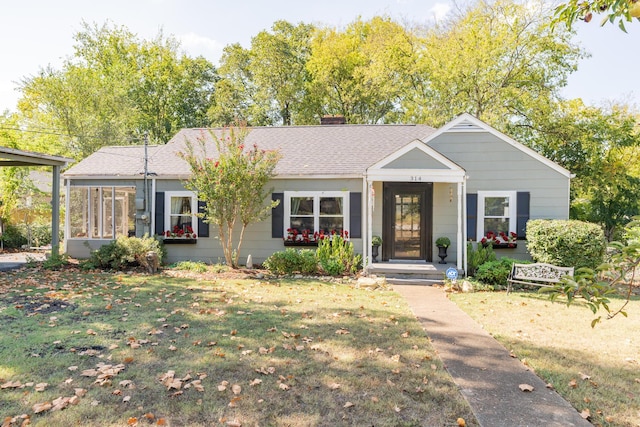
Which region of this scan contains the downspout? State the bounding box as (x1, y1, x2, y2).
(151, 178, 156, 237)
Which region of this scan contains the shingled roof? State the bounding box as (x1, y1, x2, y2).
(64, 124, 436, 178)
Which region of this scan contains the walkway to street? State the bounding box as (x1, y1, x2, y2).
(394, 284, 591, 427)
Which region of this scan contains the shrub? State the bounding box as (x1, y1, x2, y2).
(1, 224, 28, 248)
(42, 250, 70, 270)
(317, 236, 362, 276)
(526, 219, 606, 269)
(83, 235, 165, 271)
(173, 261, 208, 273)
(474, 257, 522, 289)
(264, 248, 318, 275)
(466, 242, 496, 277)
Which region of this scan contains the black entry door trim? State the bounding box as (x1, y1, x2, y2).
(382, 182, 433, 261)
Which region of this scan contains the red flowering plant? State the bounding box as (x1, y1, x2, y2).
(480, 230, 517, 247)
(164, 225, 197, 239)
(285, 228, 349, 244)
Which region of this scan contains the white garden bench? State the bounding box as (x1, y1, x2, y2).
(507, 263, 574, 294)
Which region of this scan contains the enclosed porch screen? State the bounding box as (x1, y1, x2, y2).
(69, 186, 136, 239)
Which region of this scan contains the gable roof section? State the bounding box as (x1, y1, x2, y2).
(63, 145, 163, 178)
(367, 139, 466, 183)
(424, 113, 572, 178)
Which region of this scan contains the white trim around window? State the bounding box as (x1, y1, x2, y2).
(476, 191, 517, 239)
(164, 191, 198, 236)
(283, 191, 350, 237)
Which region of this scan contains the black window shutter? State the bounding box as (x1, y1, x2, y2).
(197, 200, 209, 237)
(154, 192, 165, 236)
(271, 193, 284, 238)
(466, 193, 477, 241)
(349, 192, 362, 238)
(516, 192, 530, 239)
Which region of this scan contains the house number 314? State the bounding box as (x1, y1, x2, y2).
(410, 176, 423, 181)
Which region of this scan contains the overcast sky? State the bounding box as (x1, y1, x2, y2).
(1, 0, 638, 114)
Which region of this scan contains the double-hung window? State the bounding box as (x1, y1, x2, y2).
(163, 191, 198, 237)
(476, 191, 517, 238)
(284, 191, 349, 236)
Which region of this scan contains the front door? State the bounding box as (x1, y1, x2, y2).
(382, 182, 432, 261)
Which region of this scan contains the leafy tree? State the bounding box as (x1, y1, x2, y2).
(524, 100, 640, 240)
(307, 16, 417, 124)
(413, 0, 584, 128)
(180, 125, 281, 268)
(18, 21, 217, 159)
(210, 21, 315, 126)
(552, 0, 640, 31)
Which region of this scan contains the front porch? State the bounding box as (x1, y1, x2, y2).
(366, 260, 462, 284)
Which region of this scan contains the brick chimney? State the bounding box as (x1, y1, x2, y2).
(320, 115, 346, 125)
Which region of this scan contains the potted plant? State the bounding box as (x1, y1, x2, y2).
(435, 236, 451, 264)
(371, 235, 382, 263)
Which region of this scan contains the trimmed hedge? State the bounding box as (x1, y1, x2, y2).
(526, 219, 605, 269)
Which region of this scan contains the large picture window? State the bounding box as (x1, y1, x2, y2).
(284, 191, 349, 237)
(477, 191, 517, 238)
(68, 186, 135, 239)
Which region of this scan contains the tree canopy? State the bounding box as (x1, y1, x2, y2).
(18, 21, 217, 159)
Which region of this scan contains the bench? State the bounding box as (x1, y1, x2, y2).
(507, 263, 574, 294)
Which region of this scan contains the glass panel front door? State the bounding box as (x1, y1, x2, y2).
(383, 182, 432, 261)
(394, 192, 422, 258)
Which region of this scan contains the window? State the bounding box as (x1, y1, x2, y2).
(163, 192, 198, 237)
(68, 186, 136, 239)
(284, 191, 349, 236)
(477, 191, 517, 238)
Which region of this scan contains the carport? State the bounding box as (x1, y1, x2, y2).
(0, 147, 73, 255)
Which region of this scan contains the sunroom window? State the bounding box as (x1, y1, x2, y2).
(284, 191, 349, 237)
(68, 186, 135, 239)
(477, 191, 517, 238)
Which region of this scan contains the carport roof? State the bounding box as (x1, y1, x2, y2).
(0, 146, 73, 167)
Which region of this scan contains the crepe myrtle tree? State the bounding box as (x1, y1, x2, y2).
(180, 124, 281, 268)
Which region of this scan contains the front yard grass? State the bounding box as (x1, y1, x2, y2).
(0, 267, 476, 427)
(450, 290, 640, 427)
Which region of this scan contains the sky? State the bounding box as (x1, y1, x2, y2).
(1, 0, 638, 114)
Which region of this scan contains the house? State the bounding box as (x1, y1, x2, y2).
(62, 114, 572, 273)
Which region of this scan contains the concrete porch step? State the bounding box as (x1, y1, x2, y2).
(365, 261, 461, 284)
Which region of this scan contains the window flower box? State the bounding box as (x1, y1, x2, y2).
(162, 226, 197, 244)
(480, 231, 517, 249)
(283, 228, 349, 247)
(163, 238, 197, 244)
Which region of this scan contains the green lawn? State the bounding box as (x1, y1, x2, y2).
(450, 290, 640, 427)
(0, 266, 476, 427)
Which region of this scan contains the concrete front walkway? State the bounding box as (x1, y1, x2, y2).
(394, 285, 591, 427)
